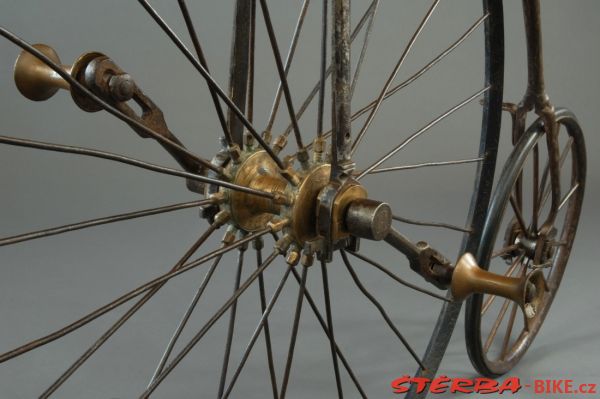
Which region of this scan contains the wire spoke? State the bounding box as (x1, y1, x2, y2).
(290, 267, 368, 399)
(0, 228, 268, 364)
(490, 244, 519, 259)
(321, 259, 344, 398)
(149, 244, 227, 385)
(259, 0, 305, 149)
(217, 245, 246, 398)
(279, 265, 308, 399)
(357, 86, 490, 179)
(38, 226, 218, 398)
(340, 251, 425, 370)
(509, 194, 528, 234)
(348, 251, 450, 302)
(0, 199, 210, 247)
(501, 301, 518, 358)
(136, 1, 286, 171)
(253, 241, 280, 399)
(392, 214, 472, 234)
(177, 0, 233, 146)
(264, 0, 310, 135)
(366, 157, 484, 175)
(537, 136, 572, 214)
(350, 0, 440, 156)
(350, 0, 379, 99)
(141, 249, 280, 398)
(0, 27, 219, 176)
(293, 12, 489, 160)
(483, 297, 511, 354)
(281, 0, 379, 140)
(221, 263, 292, 399)
(558, 183, 579, 211)
(0, 135, 275, 200)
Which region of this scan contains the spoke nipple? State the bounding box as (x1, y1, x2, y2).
(272, 134, 288, 155)
(244, 132, 255, 150)
(296, 148, 310, 170)
(222, 225, 238, 244)
(280, 167, 301, 187)
(212, 210, 231, 228)
(312, 137, 326, 163)
(208, 191, 226, 204)
(274, 233, 294, 254)
(267, 218, 290, 234)
(228, 144, 243, 164)
(300, 250, 314, 267)
(262, 130, 272, 145)
(272, 191, 294, 206)
(286, 245, 301, 266)
(252, 236, 264, 250)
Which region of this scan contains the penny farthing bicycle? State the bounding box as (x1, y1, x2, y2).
(0, 0, 586, 398)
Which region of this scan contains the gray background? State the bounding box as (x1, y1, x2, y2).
(0, 1, 598, 398)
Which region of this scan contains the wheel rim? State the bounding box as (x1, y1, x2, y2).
(465, 108, 586, 376)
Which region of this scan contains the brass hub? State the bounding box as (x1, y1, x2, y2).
(225, 149, 334, 245)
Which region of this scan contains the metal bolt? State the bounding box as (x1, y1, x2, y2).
(244, 132, 255, 150)
(108, 73, 135, 102)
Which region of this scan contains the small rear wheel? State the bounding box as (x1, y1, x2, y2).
(465, 108, 586, 376)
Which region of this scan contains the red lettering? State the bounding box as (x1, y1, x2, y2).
(564, 379, 573, 393)
(534, 379, 548, 393)
(450, 378, 474, 394)
(412, 377, 430, 393)
(430, 375, 450, 394)
(552, 379, 564, 393)
(588, 383, 597, 394)
(475, 377, 498, 394)
(498, 377, 522, 394)
(391, 375, 412, 394)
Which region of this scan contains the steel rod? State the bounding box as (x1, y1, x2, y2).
(350, 0, 440, 156)
(357, 86, 490, 179)
(141, 249, 280, 398)
(341, 250, 425, 370)
(0, 228, 269, 364)
(0, 199, 211, 247)
(0, 134, 275, 199)
(39, 226, 219, 398)
(136, 0, 287, 171)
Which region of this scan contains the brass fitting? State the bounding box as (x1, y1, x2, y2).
(272, 134, 288, 155)
(286, 245, 301, 266)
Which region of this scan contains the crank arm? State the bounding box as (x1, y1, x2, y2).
(14, 44, 206, 192)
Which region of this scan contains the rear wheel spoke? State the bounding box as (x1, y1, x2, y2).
(366, 157, 483, 175)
